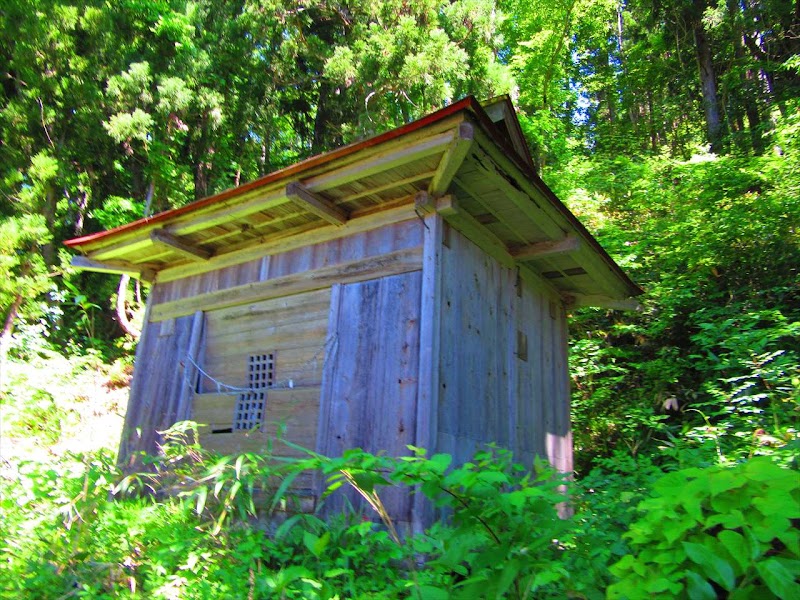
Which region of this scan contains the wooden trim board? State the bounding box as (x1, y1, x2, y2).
(150, 247, 423, 322)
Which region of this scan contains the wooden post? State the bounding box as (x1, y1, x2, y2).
(316, 283, 343, 504)
(174, 310, 205, 423)
(413, 212, 443, 535)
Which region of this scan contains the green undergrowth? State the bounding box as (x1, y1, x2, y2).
(1, 425, 798, 599)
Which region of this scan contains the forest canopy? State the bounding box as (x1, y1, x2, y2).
(1, 1, 799, 597)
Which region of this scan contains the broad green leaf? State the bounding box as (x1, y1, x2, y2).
(685, 570, 716, 600)
(477, 471, 509, 485)
(313, 531, 330, 557)
(530, 569, 564, 591)
(744, 457, 790, 482)
(682, 541, 736, 591)
(753, 494, 800, 519)
(303, 531, 321, 557)
(706, 509, 746, 530)
(662, 518, 695, 544)
(756, 558, 799, 599)
(646, 576, 680, 594)
(415, 585, 450, 600)
(709, 470, 745, 496)
(430, 453, 452, 472)
(323, 568, 350, 578)
(495, 559, 520, 597)
(717, 530, 749, 572)
(777, 529, 800, 557)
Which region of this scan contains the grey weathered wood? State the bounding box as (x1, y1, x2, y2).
(505, 268, 519, 455)
(512, 235, 580, 261)
(428, 122, 474, 196)
(554, 302, 573, 474)
(153, 202, 420, 283)
(152, 220, 424, 306)
(285, 181, 348, 226)
(70, 255, 155, 282)
(564, 293, 642, 311)
(150, 229, 211, 261)
(118, 304, 196, 468)
(434, 227, 571, 476)
(316, 283, 342, 500)
(435, 195, 515, 268)
(412, 211, 443, 534)
(318, 271, 422, 523)
(150, 247, 423, 322)
(174, 310, 205, 423)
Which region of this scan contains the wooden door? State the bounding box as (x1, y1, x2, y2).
(317, 271, 423, 522)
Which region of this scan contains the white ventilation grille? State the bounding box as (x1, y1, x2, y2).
(233, 353, 274, 431)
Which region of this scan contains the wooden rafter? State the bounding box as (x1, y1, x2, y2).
(150, 229, 211, 261)
(562, 293, 641, 311)
(511, 235, 581, 261)
(435, 195, 514, 268)
(285, 181, 348, 226)
(306, 128, 458, 192)
(428, 122, 474, 196)
(70, 255, 155, 282)
(155, 200, 417, 283)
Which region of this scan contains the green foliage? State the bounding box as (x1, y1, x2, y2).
(560, 107, 800, 471)
(305, 445, 574, 598)
(608, 457, 800, 599)
(2, 404, 799, 600)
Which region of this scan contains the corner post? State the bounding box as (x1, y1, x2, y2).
(413, 211, 444, 535)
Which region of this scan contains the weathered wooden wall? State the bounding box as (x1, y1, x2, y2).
(317, 271, 423, 525)
(120, 212, 572, 523)
(194, 288, 331, 463)
(120, 218, 424, 467)
(117, 310, 201, 469)
(149, 219, 423, 305)
(436, 226, 572, 473)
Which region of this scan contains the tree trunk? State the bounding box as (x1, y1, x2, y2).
(692, 0, 723, 153)
(42, 184, 57, 267)
(0, 293, 24, 393)
(312, 83, 332, 155)
(744, 79, 763, 154)
(647, 90, 658, 152)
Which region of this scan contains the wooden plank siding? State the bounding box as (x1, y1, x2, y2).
(117, 310, 201, 469)
(436, 227, 572, 472)
(317, 271, 423, 526)
(120, 220, 423, 465)
(150, 219, 423, 305)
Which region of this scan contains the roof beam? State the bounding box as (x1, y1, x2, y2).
(71, 255, 155, 282)
(428, 122, 474, 196)
(150, 229, 211, 261)
(307, 129, 457, 192)
(511, 235, 581, 261)
(435, 195, 515, 268)
(156, 198, 417, 283)
(151, 246, 423, 322)
(562, 293, 642, 311)
(285, 181, 348, 226)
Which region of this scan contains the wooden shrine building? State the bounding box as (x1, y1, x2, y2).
(66, 96, 641, 528)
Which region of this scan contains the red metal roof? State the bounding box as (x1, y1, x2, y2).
(64, 97, 482, 248)
(64, 95, 641, 297)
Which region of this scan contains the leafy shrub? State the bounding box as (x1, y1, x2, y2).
(608, 457, 800, 599)
(3, 416, 797, 599)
